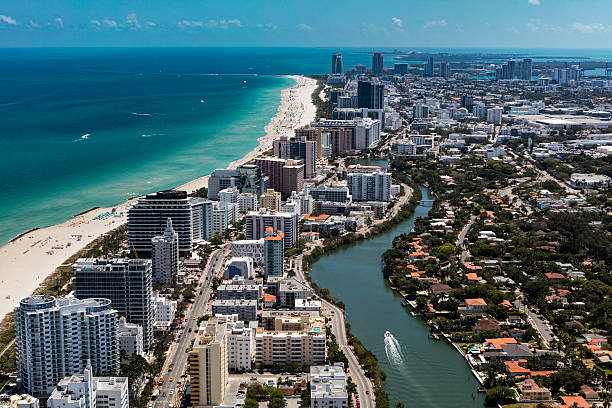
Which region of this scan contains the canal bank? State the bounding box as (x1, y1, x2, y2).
(309, 186, 485, 407)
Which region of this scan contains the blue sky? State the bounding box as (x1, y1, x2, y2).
(2, 0, 612, 48)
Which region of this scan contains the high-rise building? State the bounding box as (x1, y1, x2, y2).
(15, 296, 119, 398)
(372, 52, 383, 76)
(254, 157, 304, 198)
(273, 136, 317, 179)
(245, 210, 298, 249)
(47, 363, 129, 408)
(473, 102, 487, 119)
(238, 193, 259, 213)
(71, 258, 153, 350)
(220, 315, 254, 373)
(128, 190, 204, 257)
(394, 63, 408, 75)
(357, 80, 384, 109)
(151, 218, 179, 286)
(188, 319, 228, 407)
(260, 189, 281, 212)
(347, 171, 392, 202)
(230, 239, 265, 266)
(207, 165, 266, 201)
(311, 119, 381, 153)
(487, 107, 503, 125)
(264, 228, 284, 279)
(518, 58, 533, 80)
(118, 317, 144, 360)
(424, 56, 434, 77)
(310, 363, 348, 408)
(440, 61, 451, 78)
(331, 53, 343, 74)
(460, 94, 474, 112)
(223, 257, 255, 280)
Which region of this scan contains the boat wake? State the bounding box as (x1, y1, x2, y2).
(384, 331, 405, 368)
(131, 112, 153, 117)
(73, 133, 90, 142)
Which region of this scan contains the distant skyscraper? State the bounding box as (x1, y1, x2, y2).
(331, 53, 343, 74)
(424, 56, 434, 77)
(264, 228, 284, 279)
(15, 296, 119, 398)
(518, 58, 533, 80)
(440, 61, 451, 78)
(72, 258, 153, 350)
(151, 218, 179, 285)
(372, 52, 383, 76)
(461, 94, 474, 112)
(357, 80, 384, 109)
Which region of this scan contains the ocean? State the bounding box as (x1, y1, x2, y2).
(1, 47, 612, 244)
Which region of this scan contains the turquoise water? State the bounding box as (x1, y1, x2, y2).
(0, 49, 298, 244)
(309, 186, 485, 407)
(2, 47, 612, 244)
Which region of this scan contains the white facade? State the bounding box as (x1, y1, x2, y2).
(230, 239, 265, 266)
(487, 107, 503, 125)
(117, 318, 144, 360)
(216, 314, 254, 373)
(0, 394, 39, 408)
(15, 296, 119, 398)
(47, 364, 128, 408)
(238, 193, 259, 213)
(152, 293, 177, 330)
(310, 363, 348, 408)
(347, 171, 392, 202)
(151, 218, 179, 285)
(397, 140, 417, 155)
(245, 210, 299, 249)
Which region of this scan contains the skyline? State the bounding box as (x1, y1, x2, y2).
(3, 0, 612, 48)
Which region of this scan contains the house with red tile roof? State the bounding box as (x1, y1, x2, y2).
(464, 298, 487, 312)
(560, 395, 589, 408)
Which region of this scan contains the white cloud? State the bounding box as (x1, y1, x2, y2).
(391, 17, 402, 28)
(29, 20, 40, 28)
(102, 17, 117, 28)
(528, 0, 540, 5)
(0, 14, 17, 25)
(53, 17, 64, 28)
(146, 21, 156, 27)
(424, 19, 447, 29)
(126, 13, 140, 29)
(258, 23, 277, 30)
(571, 22, 607, 33)
(525, 19, 562, 33)
(297, 23, 312, 31)
(227, 19, 241, 27)
(205, 19, 218, 28)
(90, 19, 101, 26)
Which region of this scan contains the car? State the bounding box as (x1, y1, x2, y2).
(193, 316, 196, 320)
(365, 390, 370, 395)
(168, 364, 174, 372)
(169, 391, 174, 396)
(169, 377, 175, 382)
(250, 377, 257, 381)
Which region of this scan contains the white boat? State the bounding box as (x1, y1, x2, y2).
(384, 331, 392, 338)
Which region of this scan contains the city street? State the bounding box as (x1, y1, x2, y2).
(154, 248, 227, 408)
(514, 298, 555, 347)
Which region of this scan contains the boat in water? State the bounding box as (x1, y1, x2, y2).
(384, 331, 392, 339)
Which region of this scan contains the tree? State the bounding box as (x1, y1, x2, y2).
(244, 398, 259, 408)
(485, 386, 515, 406)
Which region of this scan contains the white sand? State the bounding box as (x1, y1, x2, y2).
(0, 75, 318, 321)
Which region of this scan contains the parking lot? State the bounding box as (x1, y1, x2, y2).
(223, 374, 302, 407)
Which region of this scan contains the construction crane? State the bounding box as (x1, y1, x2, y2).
(131, 242, 139, 259)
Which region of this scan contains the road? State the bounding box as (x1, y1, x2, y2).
(456, 215, 477, 263)
(513, 298, 554, 347)
(293, 255, 375, 408)
(154, 248, 227, 408)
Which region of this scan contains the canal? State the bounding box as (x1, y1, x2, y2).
(309, 185, 485, 407)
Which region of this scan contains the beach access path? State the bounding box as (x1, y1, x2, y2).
(0, 75, 318, 322)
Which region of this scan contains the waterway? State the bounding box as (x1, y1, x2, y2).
(309, 185, 485, 407)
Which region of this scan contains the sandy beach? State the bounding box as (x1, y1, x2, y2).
(0, 74, 318, 321)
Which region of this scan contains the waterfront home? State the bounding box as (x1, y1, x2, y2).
(463, 298, 488, 313)
(485, 337, 517, 350)
(472, 317, 500, 335)
(504, 360, 530, 377)
(501, 343, 533, 361)
(430, 283, 452, 295)
(516, 378, 552, 400)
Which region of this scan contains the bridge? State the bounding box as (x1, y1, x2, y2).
(418, 200, 435, 206)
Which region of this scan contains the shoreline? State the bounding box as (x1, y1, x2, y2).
(0, 74, 318, 321)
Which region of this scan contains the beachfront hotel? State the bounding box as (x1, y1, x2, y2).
(15, 296, 119, 398)
(71, 258, 153, 350)
(127, 190, 206, 257)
